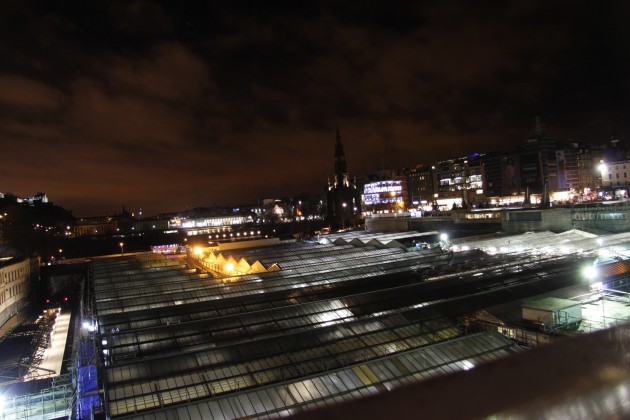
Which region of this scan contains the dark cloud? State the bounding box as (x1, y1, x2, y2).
(1, 1, 630, 216)
(0, 74, 64, 109)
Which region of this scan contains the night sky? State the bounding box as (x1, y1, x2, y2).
(1, 1, 629, 216)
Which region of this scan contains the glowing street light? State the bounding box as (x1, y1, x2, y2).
(193, 247, 203, 258)
(119, 242, 124, 255)
(583, 264, 597, 280)
(598, 162, 608, 191)
(584, 262, 607, 326)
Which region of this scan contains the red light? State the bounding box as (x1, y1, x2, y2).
(64, 297, 68, 302)
(46, 299, 50, 303)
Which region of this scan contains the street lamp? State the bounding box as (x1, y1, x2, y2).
(119, 242, 124, 255)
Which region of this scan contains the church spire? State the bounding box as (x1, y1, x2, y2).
(334, 126, 348, 187)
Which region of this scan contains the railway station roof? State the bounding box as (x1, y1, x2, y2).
(87, 231, 599, 418)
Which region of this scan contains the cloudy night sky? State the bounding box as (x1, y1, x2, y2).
(1, 1, 629, 216)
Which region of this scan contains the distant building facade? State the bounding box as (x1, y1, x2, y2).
(362, 178, 407, 213)
(74, 217, 119, 236)
(0, 192, 49, 205)
(600, 159, 630, 197)
(0, 257, 36, 329)
(433, 154, 485, 210)
(405, 164, 434, 207)
(576, 144, 604, 194)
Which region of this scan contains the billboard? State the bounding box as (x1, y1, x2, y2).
(519, 152, 543, 193)
(501, 155, 521, 195)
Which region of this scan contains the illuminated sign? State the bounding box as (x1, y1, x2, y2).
(363, 180, 404, 206)
(364, 180, 402, 195)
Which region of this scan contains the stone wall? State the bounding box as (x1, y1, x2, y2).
(368, 206, 630, 234)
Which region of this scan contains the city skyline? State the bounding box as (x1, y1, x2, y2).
(1, 2, 630, 216)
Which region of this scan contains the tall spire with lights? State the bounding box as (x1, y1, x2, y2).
(334, 126, 349, 187)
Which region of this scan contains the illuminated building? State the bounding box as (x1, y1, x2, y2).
(0, 192, 48, 205)
(169, 213, 252, 236)
(74, 216, 118, 236)
(433, 154, 485, 210)
(326, 128, 361, 229)
(362, 178, 407, 213)
(22, 192, 48, 205)
(259, 198, 291, 223)
(0, 257, 36, 329)
(576, 145, 603, 197)
(74, 207, 134, 237)
(599, 159, 630, 198)
(405, 164, 434, 208)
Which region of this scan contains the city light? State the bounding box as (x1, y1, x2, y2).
(82, 321, 95, 332)
(194, 247, 203, 256)
(582, 264, 598, 281)
(225, 263, 234, 272)
(461, 360, 475, 370)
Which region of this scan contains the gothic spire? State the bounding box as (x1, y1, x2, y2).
(334, 126, 348, 186)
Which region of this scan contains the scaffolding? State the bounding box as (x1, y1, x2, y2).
(0, 373, 74, 419)
(75, 263, 105, 419)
